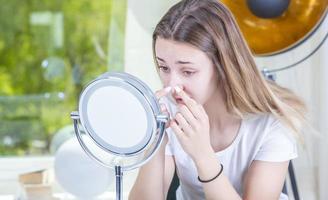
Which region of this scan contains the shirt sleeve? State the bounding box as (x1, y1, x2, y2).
(254, 118, 298, 162)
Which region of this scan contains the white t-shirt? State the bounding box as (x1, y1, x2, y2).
(161, 97, 298, 200)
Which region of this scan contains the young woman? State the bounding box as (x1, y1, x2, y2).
(129, 0, 306, 199)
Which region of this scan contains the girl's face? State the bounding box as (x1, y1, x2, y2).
(155, 37, 220, 105)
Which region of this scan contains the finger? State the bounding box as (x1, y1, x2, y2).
(170, 120, 186, 141)
(178, 105, 198, 129)
(174, 86, 202, 118)
(175, 113, 193, 134)
(164, 119, 172, 129)
(155, 86, 172, 99)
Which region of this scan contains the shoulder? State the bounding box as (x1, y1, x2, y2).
(243, 114, 298, 162)
(244, 113, 281, 128)
(244, 113, 294, 139)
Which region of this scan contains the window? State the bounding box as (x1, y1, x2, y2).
(0, 0, 127, 156)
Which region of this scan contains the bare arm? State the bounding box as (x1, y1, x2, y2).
(243, 160, 289, 200)
(164, 155, 176, 199)
(194, 151, 289, 200)
(128, 134, 176, 200)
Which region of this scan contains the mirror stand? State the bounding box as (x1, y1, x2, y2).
(71, 111, 124, 200)
(115, 165, 123, 200)
(71, 111, 168, 200)
(68, 72, 169, 200)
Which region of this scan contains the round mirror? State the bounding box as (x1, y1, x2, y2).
(72, 72, 168, 171)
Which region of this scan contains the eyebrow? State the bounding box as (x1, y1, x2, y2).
(156, 57, 194, 65)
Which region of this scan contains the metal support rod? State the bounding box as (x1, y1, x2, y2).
(115, 165, 123, 200)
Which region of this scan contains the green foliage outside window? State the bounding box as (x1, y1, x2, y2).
(0, 0, 126, 155)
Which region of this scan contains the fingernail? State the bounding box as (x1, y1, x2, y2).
(165, 86, 172, 92)
(174, 86, 182, 93)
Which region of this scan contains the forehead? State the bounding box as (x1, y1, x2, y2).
(155, 37, 211, 65)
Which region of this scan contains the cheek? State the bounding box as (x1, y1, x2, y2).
(158, 73, 169, 85)
(189, 78, 217, 104)
(183, 84, 203, 102)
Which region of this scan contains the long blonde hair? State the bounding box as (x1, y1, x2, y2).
(152, 0, 307, 139)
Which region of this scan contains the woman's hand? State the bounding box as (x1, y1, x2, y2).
(169, 86, 214, 161)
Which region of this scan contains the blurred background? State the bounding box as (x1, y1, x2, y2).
(0, 0, 327, 199)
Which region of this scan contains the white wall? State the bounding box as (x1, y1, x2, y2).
(317, 28, 328, 200)
(124, 0, 179, 91)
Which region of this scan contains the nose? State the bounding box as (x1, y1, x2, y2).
(167, 73, 184, 89)
(167, 73, 183, 88)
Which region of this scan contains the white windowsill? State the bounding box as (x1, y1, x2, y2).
(0, 156, 137, 199)
(0, 156, 54, 195)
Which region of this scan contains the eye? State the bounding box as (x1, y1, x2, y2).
(158, 66, 170, 73)
(183, 71, 195, 76)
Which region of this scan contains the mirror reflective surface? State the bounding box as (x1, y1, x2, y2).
(87, 85, 148, 148)
(79, 78, 156, 156)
